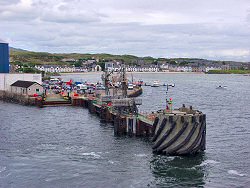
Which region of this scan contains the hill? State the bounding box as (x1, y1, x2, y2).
(9, 47, 250, 67)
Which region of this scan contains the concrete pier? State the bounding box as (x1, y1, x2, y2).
(1, 85, 206, 156)
(71, 95, 206, 156)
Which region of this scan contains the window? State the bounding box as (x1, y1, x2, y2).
(36, 89, 39, 93)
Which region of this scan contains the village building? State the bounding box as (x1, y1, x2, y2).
(126, 64, 159, 72)
(105, 62, 115, 72)
(75, 66, 88, 72)
(191, 66, 200, 72)
(103, 61, 122, 72)
(113, 63, 121, 72)
(221, 64, 231, 70)
(168, 65, 178, 72)
(35, 65, 88, 73)
(10, 80, 43, 95)
(94, 65, 102, 72)
(159, 64, 169, 71)
(205, 66, 222, 72)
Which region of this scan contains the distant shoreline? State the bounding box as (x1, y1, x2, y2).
(60, 72, 102, 75)
(207, 69, 250, 74)
(60, 71, 204, 75)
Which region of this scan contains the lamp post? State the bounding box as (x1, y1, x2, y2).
(165, 84, 175, 113)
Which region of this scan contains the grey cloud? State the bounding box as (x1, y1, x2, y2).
(40, 12, 101, 23)
(247, 12, 250, 22)
(0, 0, 250, 61)
(0, 0, 20, 6)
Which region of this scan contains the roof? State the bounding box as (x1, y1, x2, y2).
(10, 80, 41, 88)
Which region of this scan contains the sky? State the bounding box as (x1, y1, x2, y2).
(0, 0, 250, 61)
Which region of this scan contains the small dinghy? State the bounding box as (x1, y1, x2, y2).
(216, 85, 227, 89)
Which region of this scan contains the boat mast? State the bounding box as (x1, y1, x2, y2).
(121, 64, 127, 98)
(102, 67, 113, 96)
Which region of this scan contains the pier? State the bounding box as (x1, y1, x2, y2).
(1, 65, 206, 156)
(69, 94, 206, 156)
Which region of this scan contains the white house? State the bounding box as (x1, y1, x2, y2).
(160, 64, 169, 71)
(35, 65, 78, 73)
(126, 65, 159, 72)
(94, 65, 102, 72)
(176, 66, 192, 72)
(10, 80, 43, 95)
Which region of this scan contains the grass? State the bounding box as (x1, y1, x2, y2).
(207, 69, 250, 74)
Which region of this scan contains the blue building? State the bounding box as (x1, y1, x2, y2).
(0, 40, 9, 73)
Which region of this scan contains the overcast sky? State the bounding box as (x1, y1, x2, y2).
(0, 0, 250, 61)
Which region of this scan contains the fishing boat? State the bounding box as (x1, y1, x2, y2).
(151, 80, 160, 87)
(128, 83, 134, 90)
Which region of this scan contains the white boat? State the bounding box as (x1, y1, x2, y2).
(128, 83, 134, 90)
(151, 80, 160, 87)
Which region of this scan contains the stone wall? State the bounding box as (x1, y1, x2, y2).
(0, 90, 36, 105)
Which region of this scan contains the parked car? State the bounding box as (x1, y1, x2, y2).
(96, 85, 106, 90)
(77, 84, 87, 90)
(87, 86, 95, 94)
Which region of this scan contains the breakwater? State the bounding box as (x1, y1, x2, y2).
(71, 95, 206, 155)
(0, 90, 36, 105)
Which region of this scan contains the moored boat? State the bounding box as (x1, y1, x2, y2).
(151, 80, 160, 87)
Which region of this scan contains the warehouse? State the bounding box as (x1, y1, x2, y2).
(0, 40, 9, 73)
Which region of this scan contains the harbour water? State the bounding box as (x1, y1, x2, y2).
(0, 73, 249, 187)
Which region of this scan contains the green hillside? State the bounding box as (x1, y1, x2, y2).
(10, 48, 145, 65)
(9, 47, 250, 67)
